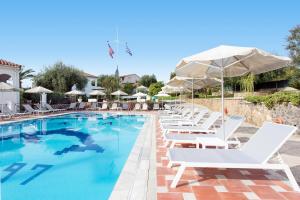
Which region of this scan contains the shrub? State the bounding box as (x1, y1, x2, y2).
(245, 92, 300, 109)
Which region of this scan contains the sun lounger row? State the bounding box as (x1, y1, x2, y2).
(158, 104, 299, 191)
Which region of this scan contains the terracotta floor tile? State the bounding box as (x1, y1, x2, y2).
(250, 185, 285, 199)
(157, 175, 166, 186)
(167, 180, 192, 193)
(281, 192, 300, 200)
(192, 186, 221, 200)
(157, 167, 176, 175)
(157, 192, 184, 200)
(218, 192, 248, 200)
(219, 179, 251, 192)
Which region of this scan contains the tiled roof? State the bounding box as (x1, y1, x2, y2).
(83, 72, 98, 78)
(120, 73, 140, 78)
(0, 59, 22, 69)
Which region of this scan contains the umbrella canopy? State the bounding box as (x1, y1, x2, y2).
(0, 82, 19, 91)
(168, 76, 220, 90)
(65, 90, 85, 95)
(25, 86, 53, 94)
(155, 91, 170, 97)
(111, 90, 128, 96)
(136, 85, 148, 91)
(133, 92, 147, 97)
(176, 45, 291, 78)
(89, 90, 105, 96)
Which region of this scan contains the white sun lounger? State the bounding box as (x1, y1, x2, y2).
(23, 104, 50, 114)
(45, 103, 66, 112)
(134, 103, 141, 110)
(68, 103, 77, 110)
(164, 115, 244, 148)
(167, 122, 299, 191)
(142, 103, 148, 111)
(99, 103, 108, 110)
(160, 109, 209, 127)
(110, 103, 118, 110)
(159, 107, 191, 119)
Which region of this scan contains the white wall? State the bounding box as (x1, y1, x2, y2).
(0, 65, 20, 111)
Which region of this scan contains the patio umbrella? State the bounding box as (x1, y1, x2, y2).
(65, 89, 85, 102)
(136, 85, 148, 92)
(167, 76, 220, 117)
(25, 86, 53, 108)
(0, 82, 20, 112)
(155, 91, 170, 109)
(89, 90, 105, 101)
(133, 92, 147, 97)
(175, 45, 291, 138)
(111, 90, 128, 104)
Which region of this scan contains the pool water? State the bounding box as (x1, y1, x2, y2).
(0, 113, 145, 200)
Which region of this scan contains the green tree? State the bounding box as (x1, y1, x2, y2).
(240, 73, 255, 92)
(286, 25, 300, 65)
(122, 83, 135, 95)
(170, 72, 176, 80)
(97, 75, 119, 98)
(148, 81, 164, 96)
(19, 66, 35, 88)
(139, 74, 157, 87)
(34, 62, 87, 92)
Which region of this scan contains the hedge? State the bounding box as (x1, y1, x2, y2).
(245, 92, 300, 109)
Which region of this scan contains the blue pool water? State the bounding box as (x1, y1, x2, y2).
(0, 113, 145, 200)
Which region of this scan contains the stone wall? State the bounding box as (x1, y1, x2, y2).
(188, 98, 300, 134)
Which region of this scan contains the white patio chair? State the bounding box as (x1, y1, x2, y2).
(110, 103, 118, 110)
(142, 103, 148, 111)
(167, 122, 299, 191)
(99, 103, 108, 110)
(134, 103, 141, 110)
(164, 115, 244, 149)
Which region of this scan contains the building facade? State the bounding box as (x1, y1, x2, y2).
(119, 74, 140, 85)
(83, 72, 102, 97)
(0, 59, 21, 111)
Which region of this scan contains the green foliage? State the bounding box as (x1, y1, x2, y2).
(34, 62, 87, 92)
(139, 74, 157, 87)
(240, 73, 255, 92)
(19, 66, 35, 88)
(286, 25, 300, 65)
(170, 72, 176, 80)
(122, 83, 135, 95)
(245, 92, 300, 109)
(97, 75, 119, 98)
(148, 81, 164, 96)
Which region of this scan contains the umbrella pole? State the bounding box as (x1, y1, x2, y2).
(221, 65, 225, 140)
(192, 77, 194, 125)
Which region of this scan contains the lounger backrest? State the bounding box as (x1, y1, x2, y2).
(91, 102, 97, 109)
(153, 104, 159, 109)
(192, 109, 209, 124)
(45, 104, 54, 111)
(3, 105, 14, 115)
(241, 122, 297, 164)
(111, 103, 117, 109)
(135, 103, 141, 110)
(142, 103, 148, 110)
(69, 103, 76, 109)
(23, 104, 34, 112)
(79, 102, 85, 109)
(215, 116, 244, 140)
(200, 112, 221, 129)
(102, 103, 108, 109)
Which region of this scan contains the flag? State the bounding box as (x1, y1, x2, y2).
(107, 41, 115, 58)
(125, 42, 133, 56)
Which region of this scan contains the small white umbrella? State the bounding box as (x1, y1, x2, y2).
(136, 85, 148, 92)
(111, 90, 128, 104)
(133, 92, 147, 97)
(65, 89, 85, 103)
(155, 91, 170, 109)
(25, 86, 53, 108)
(89, 90, 105, 96)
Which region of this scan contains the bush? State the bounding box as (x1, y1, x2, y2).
(245, 92, 300, 109)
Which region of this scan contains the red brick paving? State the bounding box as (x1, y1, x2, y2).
(155, 119, 300, 200)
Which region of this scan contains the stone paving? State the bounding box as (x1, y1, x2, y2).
(156, 121, 300, 200)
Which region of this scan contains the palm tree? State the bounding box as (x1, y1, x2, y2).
(19, 66, 35, 88)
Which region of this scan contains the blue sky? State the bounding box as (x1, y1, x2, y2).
(1, 0, 299, 86)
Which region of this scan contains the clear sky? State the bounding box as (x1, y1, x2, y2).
(1, 0, 299, 86)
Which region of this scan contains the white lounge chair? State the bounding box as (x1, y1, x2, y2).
(134, 103, 141, 110)
(160, 109, 209, 127)
(153, 103, 160, 110)
(167, 122, 299, 191)
(164, 115, 244, 149)
(142, 103, 148, 111)
(159, 108, 191, 119)
(99, 103, 108, 110)
(23, 104, 50, 115)
(45, 103, 66, 112)
(2, 104, 28, 118)
(87, 102, 97, 110)
(78, 102, 85, 109)
(68, 103, 77, 110)
(110, 103, 118, 110)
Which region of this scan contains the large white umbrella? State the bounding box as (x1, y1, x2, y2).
(89, 90, 105, 96)
(175, 45, 291, 138)
(136, 85, 148, 92)
(111, 90, 128, 96)
(155, 91, 170, 109)
(25, 86, 53, 108)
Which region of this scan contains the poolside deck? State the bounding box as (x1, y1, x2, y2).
(155, 119, 300, 200)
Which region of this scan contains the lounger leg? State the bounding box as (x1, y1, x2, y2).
(171, 165, 186, 188)
(283, 165, 300, 191)
(170, 141, 176, 148)
(167, 161, 173, 168)
(163, 141, 169, 148)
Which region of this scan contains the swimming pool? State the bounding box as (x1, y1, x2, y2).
(0, 113, 146, 200)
